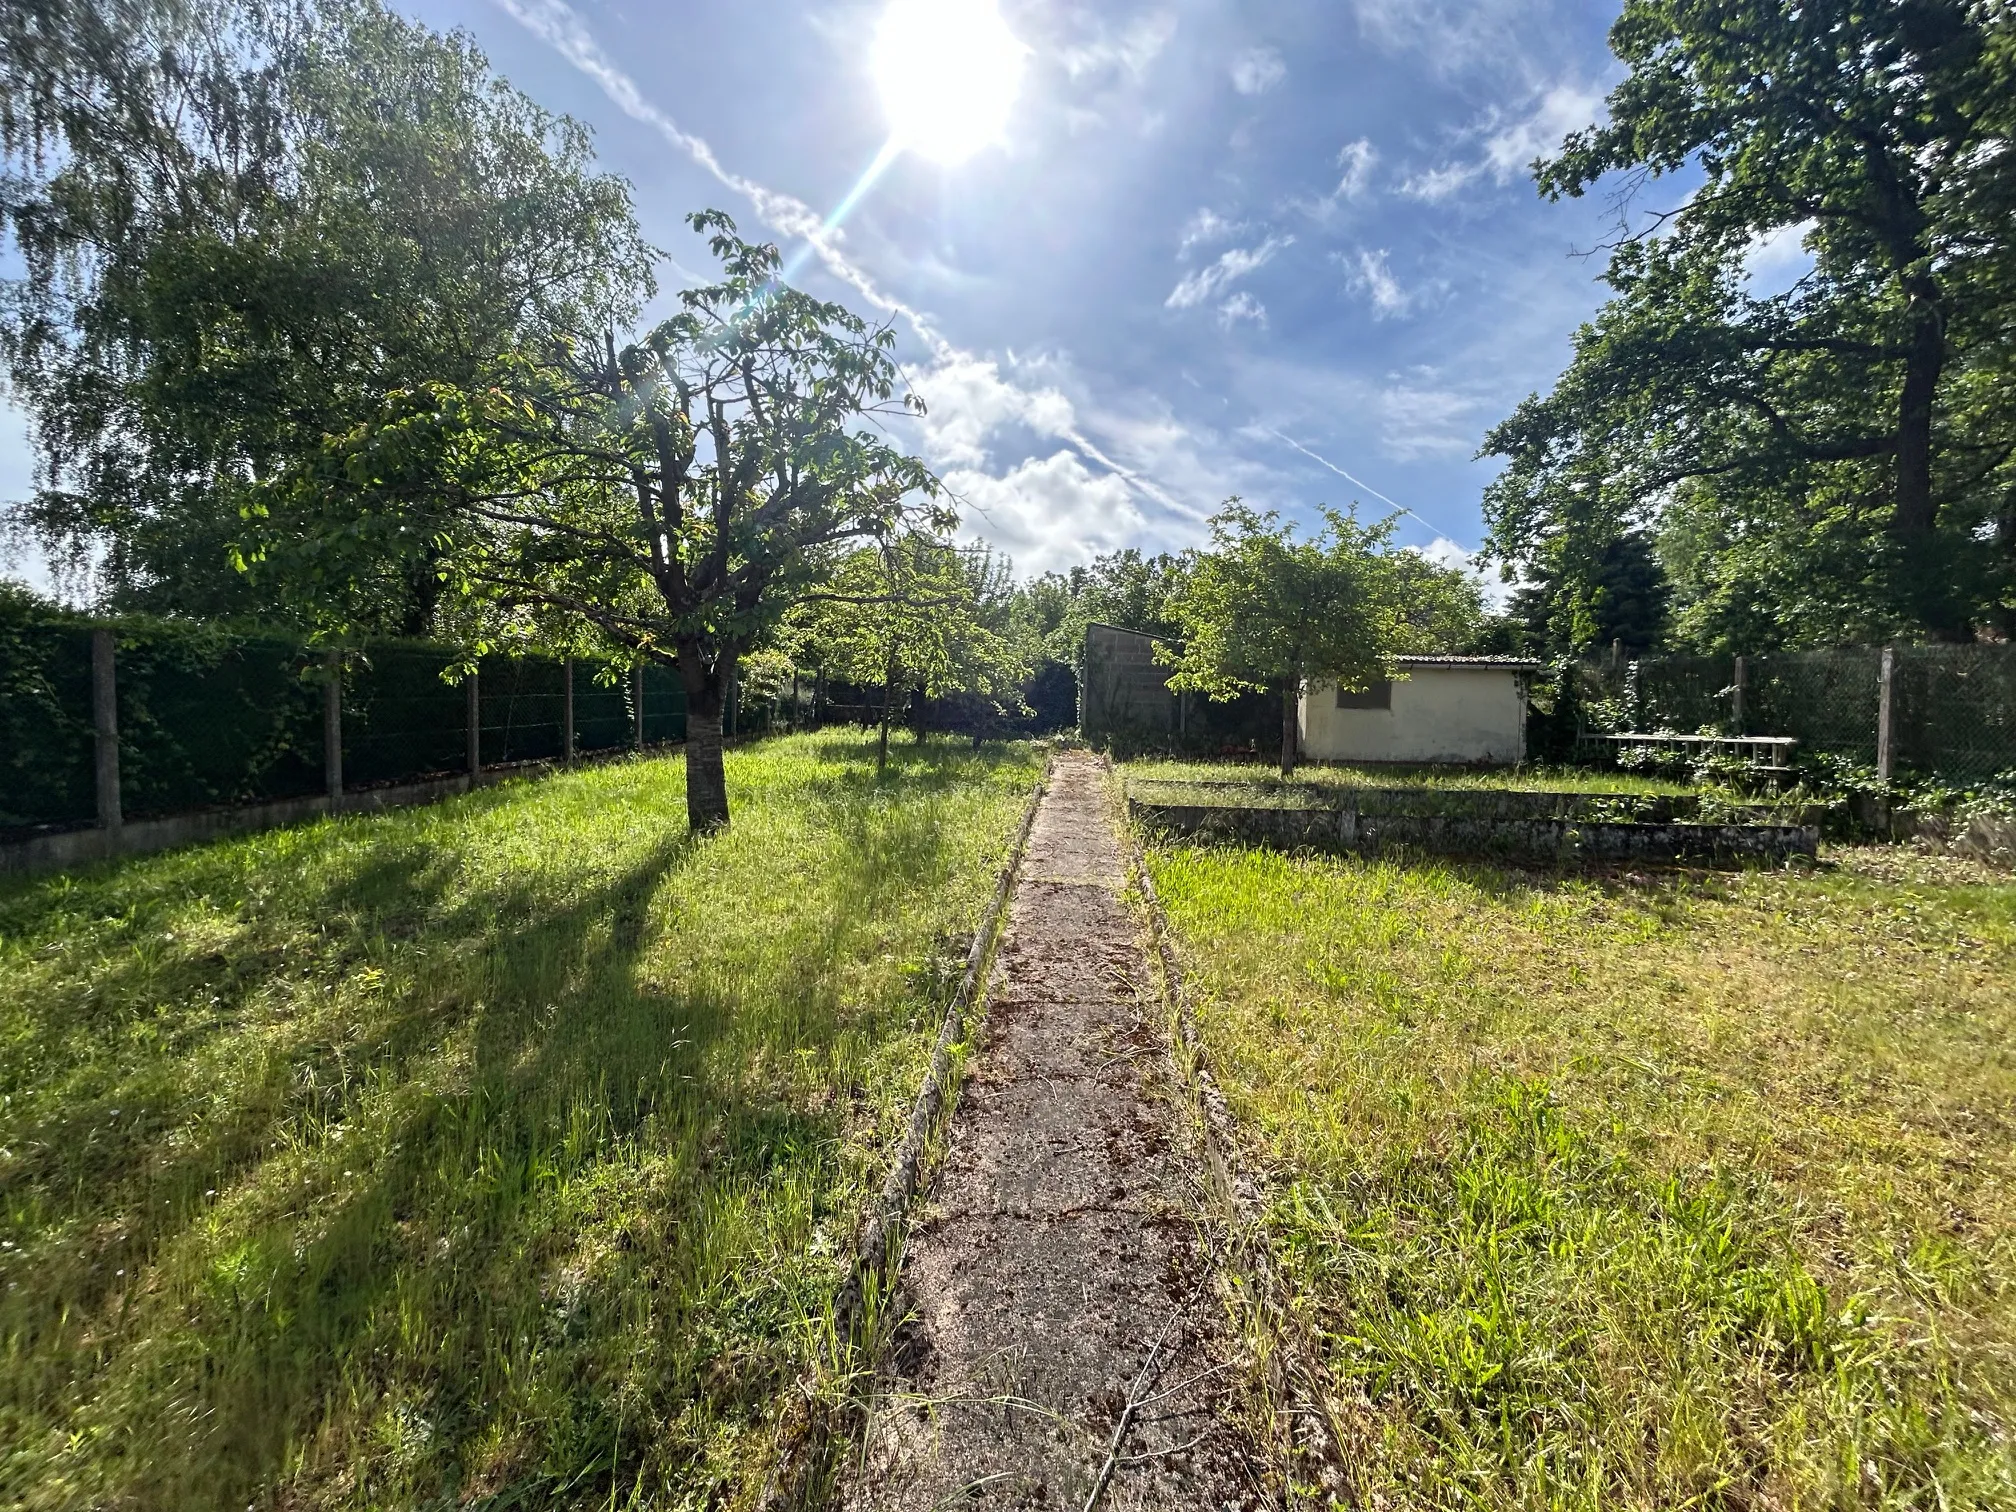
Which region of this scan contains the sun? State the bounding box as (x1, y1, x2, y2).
(873, 0, 1027, 164)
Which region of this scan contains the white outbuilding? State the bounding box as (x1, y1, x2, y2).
(1300, 656, 1542, 765)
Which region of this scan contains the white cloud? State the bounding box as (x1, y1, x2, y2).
(1377, 374, 1483, 461)
(1481, 82, 1602, 181)
(1411, 535, 1511, 611)
(1400, 163, 1476, 202)
(1057, 9, 1178, 83)
(1347, 249, 1412, 318)
(1334, 138, 1378, 201)
(1218, 292, 1267, 329)
(1352, 0, 1551, 81)
(1178, 207, 1247, 255)
(1743, 220, 1817, 297)
(1165, 236, 1291, 309)
(911, 352, 1077, 470)
(1402, 81, 1604, 202)
(946, 451, 1146, 573)
(1229, 46, 1286, 95)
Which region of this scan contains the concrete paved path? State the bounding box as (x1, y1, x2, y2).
(839, 752, 1259, 1510)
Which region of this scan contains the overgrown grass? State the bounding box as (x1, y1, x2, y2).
(1147, 841, 2016, 1507)
(0, 733, 1040, 1511)
(1126, 757, 1698, 796)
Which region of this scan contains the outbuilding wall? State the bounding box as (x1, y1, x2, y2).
(1301, 667, 1527, 763)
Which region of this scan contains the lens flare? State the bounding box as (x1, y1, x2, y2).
(873, 0, 1027, 164)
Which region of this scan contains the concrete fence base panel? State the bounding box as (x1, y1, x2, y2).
(1131, 800, 1819, 865)
(0, 745, 679, 877)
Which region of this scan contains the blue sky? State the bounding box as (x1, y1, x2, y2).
(5, 0, 1659, 598)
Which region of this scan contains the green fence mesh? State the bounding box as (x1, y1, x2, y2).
(0, 620, 97, 832)
(1577, 644, 2015, 781)
(0, 613, 689, 841)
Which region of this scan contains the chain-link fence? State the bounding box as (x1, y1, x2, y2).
(0, 611, 687, 841)
(1577, 644, 2015, 782)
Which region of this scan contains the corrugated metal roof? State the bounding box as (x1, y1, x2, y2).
(1392, 655, 1544, 670)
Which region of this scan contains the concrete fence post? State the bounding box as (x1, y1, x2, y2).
(1731, 654, 1746, 734)
(1876, 645, 1896, 782)
(466, 669, 481, 783)
(91, 627, 122, 831)
(323, 649, 343, 802)
(633, 664, 645, 751)
(563, 657, 576, 762)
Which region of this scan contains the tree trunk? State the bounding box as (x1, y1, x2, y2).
(685, 713, 728, 832)
(1893, 275, 1967, 639)
(1280, 675, 1298, 778)
(877, 652, 898, 777)
(676, 640, 732, 832)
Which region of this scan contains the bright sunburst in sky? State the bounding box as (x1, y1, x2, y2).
(873, 0, 1025, 163)
(5, 0, 1686, 599)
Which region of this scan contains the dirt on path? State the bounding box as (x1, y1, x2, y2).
(838, 752, 1262, 1511)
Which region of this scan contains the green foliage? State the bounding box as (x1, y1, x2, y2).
(785, 537, 1032, 762)
(1158, 501, 1481, 772)
(275, 211, 947, 828)
(1508, 529, 1671, 656)
(1484, 0, 2016, 646)
(1015, 548, 1191, 664)
(1163, 502, 1479, 702)
(0, 0, 651, 631)
(0, 734, 1041, 1509)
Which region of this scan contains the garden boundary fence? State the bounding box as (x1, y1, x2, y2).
(1575, 643, 2016, 784)
(1, 614, 689, 847)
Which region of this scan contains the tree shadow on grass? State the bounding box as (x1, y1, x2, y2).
(0, 749, 1002, 1509)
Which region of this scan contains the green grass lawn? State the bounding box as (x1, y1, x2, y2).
(1146, 840, 2016, 1508)
(0, 733, 1040, 1511)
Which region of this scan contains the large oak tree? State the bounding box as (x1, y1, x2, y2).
(1484, 0, 2016, 646)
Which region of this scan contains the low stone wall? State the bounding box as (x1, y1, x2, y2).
(1130, 799, 1819, 865)
(1128, 780, 1825, 826)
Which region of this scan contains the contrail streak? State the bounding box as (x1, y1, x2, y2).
(1269, 429, 1459, 544)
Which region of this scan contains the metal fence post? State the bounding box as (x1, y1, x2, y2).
(1732, 654, 1746, 734)
(633, 664, 645, 751)
(323, 649, 343, 802)
(91, 627, 122, 831)
(467, 668, 482, 783)
(1876, 646, 1896, 781)
(563, 657, 576, 762)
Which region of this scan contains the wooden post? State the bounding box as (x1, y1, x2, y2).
(633, 664, 645, 751)
(91, 627, 122, 831)
(466, 669, 481, 782)
(563, 657, 576, 762)
(1610, 638, 1623, 675)
(1731, 654, 1746, 734)
(323, 649, 343, 802)
(1876, 645, 1896, 782)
